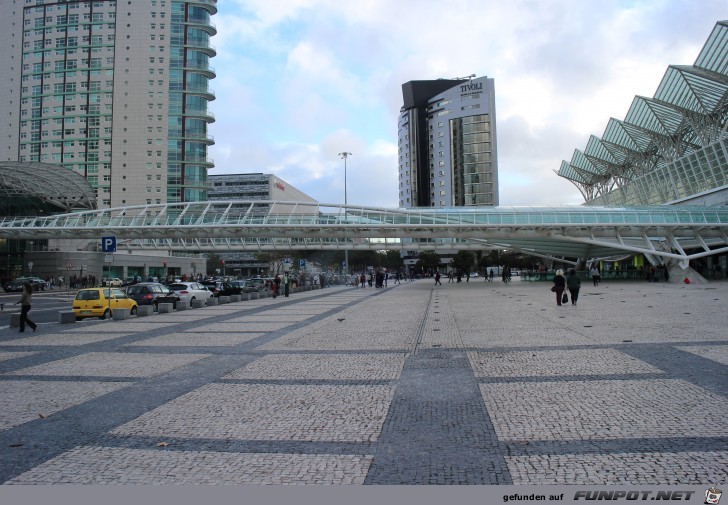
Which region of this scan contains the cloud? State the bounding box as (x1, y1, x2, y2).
(209, 0, 727, 208)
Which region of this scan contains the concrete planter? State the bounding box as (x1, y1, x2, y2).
(176, 302, 187, 311)
(137, 305, 154, 317)
(112, 308, 131, 320)
(191, 299, 205, 309)
(218, 296, 231, 304)
(158, 303, 174, 313)
(230, 295, 241, 303)
(206, 297, 218, 306)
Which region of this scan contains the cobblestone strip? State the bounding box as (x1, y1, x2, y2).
(365, 288, 512, 484)
(617, 343, 728, 399)
(502, 436, 728, 458)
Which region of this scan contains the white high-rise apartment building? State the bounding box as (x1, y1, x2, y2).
(0, 0, 217, 208)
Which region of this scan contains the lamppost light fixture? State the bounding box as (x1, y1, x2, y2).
(338, 152, 352, 276)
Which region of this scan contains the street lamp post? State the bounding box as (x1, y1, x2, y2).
(338, 152, 352, 277)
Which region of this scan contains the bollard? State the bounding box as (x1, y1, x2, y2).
(158, 303, 173, 313)
(137, 305, 154, 317)
(112, 308, 131, 320)
(58, 311, 76, 324)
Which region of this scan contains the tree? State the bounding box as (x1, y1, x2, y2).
(416, 250, 442, 274)
(255, 251, 293, 275)
(206, 252, 223, 275)
(450, 250, 475, 274)
(379, 250, 404, 270)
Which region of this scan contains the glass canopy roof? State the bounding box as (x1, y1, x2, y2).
(558, 20, 728, 205)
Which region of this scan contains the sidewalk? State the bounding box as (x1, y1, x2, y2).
(0, 279, 726, 485)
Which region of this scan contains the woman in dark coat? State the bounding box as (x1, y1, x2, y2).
(552, 269, 566, 306)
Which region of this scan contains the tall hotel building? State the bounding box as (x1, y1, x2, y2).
(0, 0, 217, 208)
(398, 76, 499, 208)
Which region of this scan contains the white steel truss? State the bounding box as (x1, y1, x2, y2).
(1, 201, 728, 263)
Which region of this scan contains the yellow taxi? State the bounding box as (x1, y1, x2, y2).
(72, 287, 138, 320)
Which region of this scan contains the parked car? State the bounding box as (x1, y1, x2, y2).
(167, 282, 213, 307)
(125, 282, 180, 310)
(72, 287, 138, 320)
(248, 277, 272, 291)
(3, 277, 47, 292)
(200, 280, 224, 297)
(215, 280, 262, 296)
(102, 277, 124, 287)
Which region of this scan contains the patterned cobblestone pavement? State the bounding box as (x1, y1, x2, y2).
(0, 279, 726, 485)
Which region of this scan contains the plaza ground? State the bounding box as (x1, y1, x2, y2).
(0, 278, 726, 485)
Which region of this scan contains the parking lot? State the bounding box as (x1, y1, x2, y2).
(0, 279, 726, 485)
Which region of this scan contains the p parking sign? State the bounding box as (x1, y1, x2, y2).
(101, 236, 117, 253)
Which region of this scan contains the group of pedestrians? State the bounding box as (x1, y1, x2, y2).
(353, 269, 405, 288)
(552, 269, 581, 306)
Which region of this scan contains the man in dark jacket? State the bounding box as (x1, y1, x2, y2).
(566, 269, 581, 306)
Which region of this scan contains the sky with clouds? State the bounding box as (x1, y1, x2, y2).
(206, 0, 726, 208)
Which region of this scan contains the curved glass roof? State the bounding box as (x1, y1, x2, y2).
(1, 201, 727, 263)
(0, 161, 96, 212)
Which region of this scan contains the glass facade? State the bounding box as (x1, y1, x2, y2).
(588, 139, 728, 206)
(167, 0, 216, 204)
(450, 114, 495, 206)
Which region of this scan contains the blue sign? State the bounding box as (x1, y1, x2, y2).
(299, 259, 306, 268)
(101, 236, 117, 253)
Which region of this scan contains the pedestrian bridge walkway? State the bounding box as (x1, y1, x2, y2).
(1, 201, 727, 264)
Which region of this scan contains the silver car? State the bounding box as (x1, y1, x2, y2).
(167, 282, 213, 307)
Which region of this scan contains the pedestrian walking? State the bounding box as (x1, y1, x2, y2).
(552, 269, 566, 306)
(566, 269, 581, 306)
(590, 265, 601, 286)
(489, 269, 495, 282)
(435, 271, 442, 285)
(16, 283, 37, 333)
(272, 275, 281, 298)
